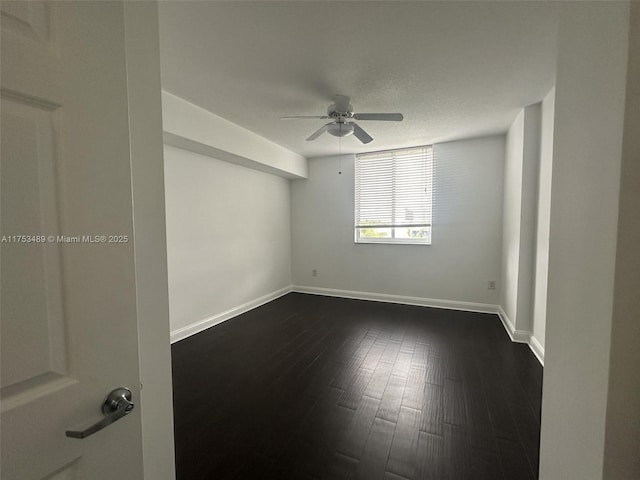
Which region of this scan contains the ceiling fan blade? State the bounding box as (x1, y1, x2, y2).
(352, 122, 373, 144)
(306, 123, 331, 141)
(333, 95, 351, 112)
(281, 115, 329, 120)
(352, 113, 404, 121)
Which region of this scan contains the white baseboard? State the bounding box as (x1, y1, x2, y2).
(170, 286, 292, 344)
(292, 285, 499, 315)
(293, 287, 544, 365)
(496, 306, 545, 365)
(496, 306, 530, 343)
(529, 335, 545, 366)
(170, 284, 545, 366)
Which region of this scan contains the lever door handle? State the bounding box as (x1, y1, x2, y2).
(66, 388, 134, 439)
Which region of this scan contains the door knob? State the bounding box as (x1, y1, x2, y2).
(66, 388, 134, 439)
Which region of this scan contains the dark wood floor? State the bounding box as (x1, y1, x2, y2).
(171, 293, 543, 480)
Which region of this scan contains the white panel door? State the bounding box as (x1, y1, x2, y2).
(1, 2, 149, 478)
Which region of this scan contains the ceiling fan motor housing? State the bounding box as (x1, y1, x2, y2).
(328, 101, 354, 118)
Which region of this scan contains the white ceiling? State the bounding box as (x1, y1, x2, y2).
(158, 1, 559, 159)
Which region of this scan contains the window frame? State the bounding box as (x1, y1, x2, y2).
(354, 145, 433, 246)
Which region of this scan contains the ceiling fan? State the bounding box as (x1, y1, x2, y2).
(281, 95, 403, 144)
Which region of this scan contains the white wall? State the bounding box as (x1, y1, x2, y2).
(501, 111, 525, 326)
(162, 91, 307, 179)
(531, 87, 555, 353)
(500, 103, 542, 346)
(539, 2, 630, 478)
(291, 135, 504, 308)
(603, 4, 640, 476)
(164, 145, 292, 339)
(518, 104, 541, 334)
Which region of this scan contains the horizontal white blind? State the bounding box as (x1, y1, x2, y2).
(355, 145, 433, 231)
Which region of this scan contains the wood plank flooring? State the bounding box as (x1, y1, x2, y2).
(171, 293, 543, 480)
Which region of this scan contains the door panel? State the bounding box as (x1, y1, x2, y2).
(1, 97, 66, 391)
(1, 2, 146, 478)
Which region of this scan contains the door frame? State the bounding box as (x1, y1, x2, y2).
(121, 2, 175, 478)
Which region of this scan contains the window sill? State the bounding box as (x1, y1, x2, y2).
(355, 240, 432, 246)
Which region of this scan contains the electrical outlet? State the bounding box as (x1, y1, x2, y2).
(488, 280, 496, 290)
(312, 269, 317, 277)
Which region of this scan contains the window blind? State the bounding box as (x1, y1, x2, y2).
(355, 145, 433, 244)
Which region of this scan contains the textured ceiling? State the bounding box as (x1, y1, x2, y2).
(159, 1, 559, 158)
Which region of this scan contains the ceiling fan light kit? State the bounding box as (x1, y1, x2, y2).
(327, 122, 354, 137)
(282, 95, 404, 145)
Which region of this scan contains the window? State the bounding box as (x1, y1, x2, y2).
(355, 145, 433, 245)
